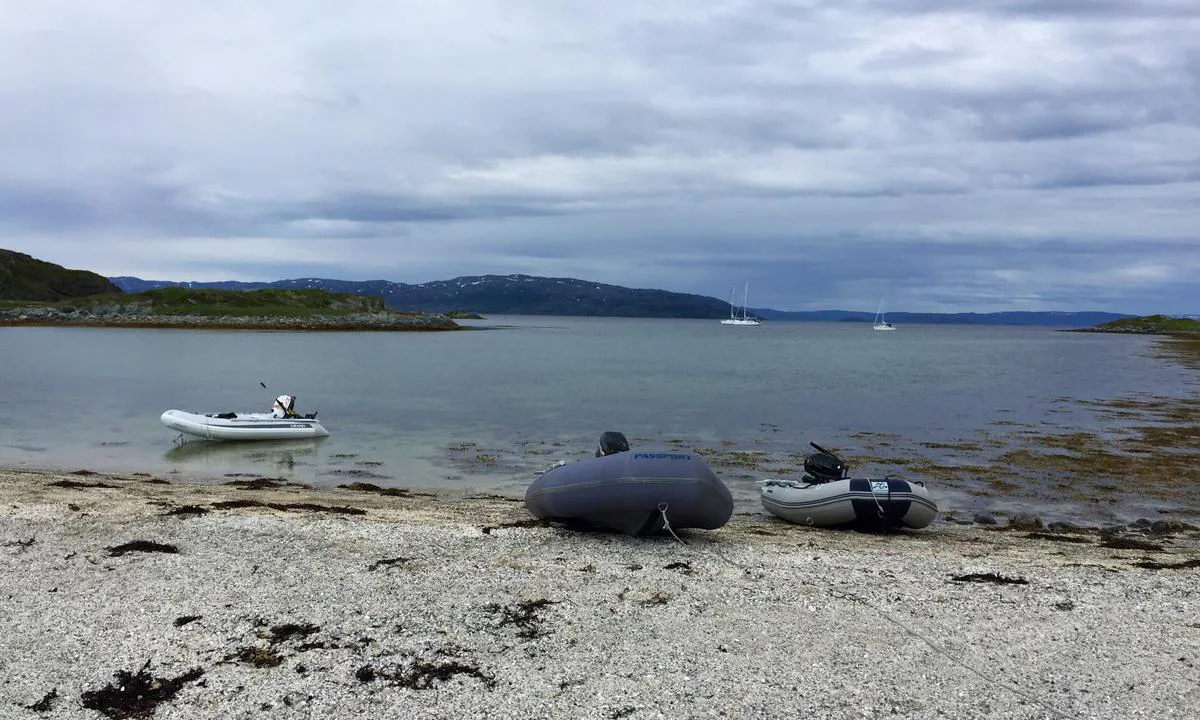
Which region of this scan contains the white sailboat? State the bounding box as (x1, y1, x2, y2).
(721, 282, 761, 326)
(873, 299, 896, 331)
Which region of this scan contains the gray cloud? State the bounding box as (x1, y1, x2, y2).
(0, 0, 1197, 314)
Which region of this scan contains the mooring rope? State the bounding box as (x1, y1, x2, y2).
(657, 503, 758, 577)
(656, 503, 1079, 719)
(830, 589, 1083, 720)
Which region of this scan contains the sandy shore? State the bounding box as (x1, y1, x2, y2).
(2, 467, 1198, 719)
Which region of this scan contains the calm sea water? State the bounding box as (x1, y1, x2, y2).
(1, 317, 1196, 523)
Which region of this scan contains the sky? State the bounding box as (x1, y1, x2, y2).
(1, 1, 1197, 314)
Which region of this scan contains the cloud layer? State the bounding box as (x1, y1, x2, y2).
(2, 0, 1197, 312)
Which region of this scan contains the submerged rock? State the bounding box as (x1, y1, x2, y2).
(1006, 513, 1044, 531)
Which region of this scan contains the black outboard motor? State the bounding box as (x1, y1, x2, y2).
(803, 441, 847, 483)
(596, 431, 631, 457)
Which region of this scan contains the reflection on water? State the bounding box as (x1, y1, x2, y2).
(164, 437, 328, 477)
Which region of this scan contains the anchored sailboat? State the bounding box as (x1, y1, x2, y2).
(721, 283, 761, 326)
(873, 299, 896, 331)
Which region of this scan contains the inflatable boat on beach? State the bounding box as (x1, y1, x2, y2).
(161, 394, 328, 442)
(761, 442, 938, 529)
(526, 432, 734, 536)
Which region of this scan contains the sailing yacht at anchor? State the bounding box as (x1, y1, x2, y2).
(873, 299, 896, 331)
(721, 283, 761, 326)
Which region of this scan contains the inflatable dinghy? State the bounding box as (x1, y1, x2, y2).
(526, 432, 734, 536)
(761, 442, 937, 529)
(161, 394, 328, 441)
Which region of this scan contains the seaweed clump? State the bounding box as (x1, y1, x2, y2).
(210, 499, 366, 515)
(106, 541, 179, 557)
(485, 599, 559, 639)
(24, 688, 58, 712)
(355, 656, 495, 690)
(80, 661, 204, 719)
(950, 573, 1028, 585)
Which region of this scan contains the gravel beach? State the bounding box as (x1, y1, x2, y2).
(2, 467, 1198, 719)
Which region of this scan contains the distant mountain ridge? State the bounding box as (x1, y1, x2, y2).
(110, 274, 732, 319)
(1, 249, 122, 301)
(108, 274, 1134, 326)
(751, 308, 1133, 327)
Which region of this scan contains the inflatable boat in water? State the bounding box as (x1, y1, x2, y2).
(161, 394, 328, 442)
(760, 442, 938, 529)
(526, 432, 734, 536)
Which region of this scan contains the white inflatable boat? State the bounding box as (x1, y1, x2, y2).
(761, 477, 938, 529)
(161, 409, 329, 441)
(161, 394, 328, 442)
(760, 441, 938, 529)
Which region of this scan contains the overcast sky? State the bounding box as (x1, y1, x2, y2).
(2, 1, 1197, 313)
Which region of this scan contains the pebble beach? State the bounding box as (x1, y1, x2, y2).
(1, 466, 1198, 719)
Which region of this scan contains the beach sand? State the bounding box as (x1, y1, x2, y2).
(2, 467, 1198, 719)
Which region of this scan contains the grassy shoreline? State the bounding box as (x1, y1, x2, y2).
(0, 317, 469, 331)
(0, 287, 467, 331)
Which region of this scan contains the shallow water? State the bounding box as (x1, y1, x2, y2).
(1, 317, 1195, 524)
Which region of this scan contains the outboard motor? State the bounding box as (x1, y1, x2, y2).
(803, 441, 847, 483)
(272, 394, 298, 418)
(596, 431, 631, 457)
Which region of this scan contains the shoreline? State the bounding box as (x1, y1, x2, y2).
(2, 466, 1198, 718)
(0, 314, 468, 332)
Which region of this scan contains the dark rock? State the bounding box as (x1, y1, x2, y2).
(1047, 521, 1091, 534)
(973, 514, 998, 526)
(1149, 519, 1189, 535)
(1006, 513, 1043, 531)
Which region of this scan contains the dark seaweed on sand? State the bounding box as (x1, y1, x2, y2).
(49, 479, 119, 489)
(485, 599, 559, 639)
(164, 505, 210, 517)
(950, 572, 1029, 585)
(210, 499, 366, 515)
(24, 688, 58, 712)
(1132, 558, 1200, 570)
(355, 658, 496, 689)
(80, 661, 203, 719)
(106, 540, 179, 556)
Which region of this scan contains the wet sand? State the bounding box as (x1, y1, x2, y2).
(2, 466, 1198, 719)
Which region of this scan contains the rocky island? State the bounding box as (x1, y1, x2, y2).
(0, 287, 465, 331)
(1076, 314, 1200, 336)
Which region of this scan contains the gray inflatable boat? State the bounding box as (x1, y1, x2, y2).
(525, 432, 734, 536)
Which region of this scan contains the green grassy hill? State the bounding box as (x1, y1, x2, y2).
(1090, 314, 1200, 335)
(54, 287, 390, 317)
(0, 249, 123, 301)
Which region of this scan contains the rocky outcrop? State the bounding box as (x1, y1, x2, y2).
(1076, 314, 1200, 335)
(0, 304, 463, 331)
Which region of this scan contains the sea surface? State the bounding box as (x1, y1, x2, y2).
(1, 317, 1196, 524)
